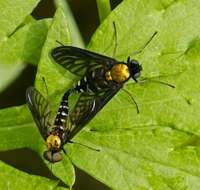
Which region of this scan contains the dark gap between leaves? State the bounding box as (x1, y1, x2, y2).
(0, 64, 37, 109)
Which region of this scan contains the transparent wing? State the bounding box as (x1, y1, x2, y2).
(51, 46, 117, 76)
(67, 84, 122, 140)
(26, 87, 52, 139)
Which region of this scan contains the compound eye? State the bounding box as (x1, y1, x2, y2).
(131, 60, 139, 65)
(52, 152, 62, 162)
(44, 151, 62, 163)
(133, 72, 140, 79)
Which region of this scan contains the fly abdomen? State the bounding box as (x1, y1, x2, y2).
(54, 91, 70, 126)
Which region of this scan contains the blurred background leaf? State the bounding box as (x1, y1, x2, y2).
(0, 0, 42, 93)
(0, 0, 40, 42)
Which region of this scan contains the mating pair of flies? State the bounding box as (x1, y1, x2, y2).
(26, 23, 174, 163)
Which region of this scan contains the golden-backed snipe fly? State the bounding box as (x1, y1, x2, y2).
(26, 86, 90, 163)
(51, 28, 174, 129)
(51, 47, 141, 128)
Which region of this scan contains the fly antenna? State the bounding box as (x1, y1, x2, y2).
(112, 21, 118, 58)
(42, 77, 49, 97)
(101, 21, 118, 56)
(62, 147, 67, 155)
(41, 76, 53, 110)
(131, 31, 158, 57)
(140, 78, 175, 88)
(121, 88, 139, 114)
(69, 140, 100, 152)
(50, 162, 53, 173)
(56, 40, 65, 46)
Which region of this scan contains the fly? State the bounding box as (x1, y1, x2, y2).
(51, 24, 174, 129)
(26, 87, 98, 163)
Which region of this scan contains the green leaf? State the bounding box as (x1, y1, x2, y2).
(62, 0, 200, 189)
(0, 105, 44, 151)
(0, 1, 51, 92)
(0, 160, 69, 190)
(0, 0, 40, 43)
(0, 0, 48, 92)
(0, 6, 76, 188)
(34, 7, 75, 187)
(1, 0, 75, 188)
(35, 8, 75, 97)
(0, 18, 51, 66)
(0, 7, 76, 186)
(2, 0, 200, 189)
(0, 18, 51, 92)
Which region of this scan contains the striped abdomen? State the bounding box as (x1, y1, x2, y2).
(54, 91, 70, 127)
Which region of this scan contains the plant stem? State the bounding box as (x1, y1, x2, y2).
(54, 0, 85, 48)
(96, 0, 111, 23)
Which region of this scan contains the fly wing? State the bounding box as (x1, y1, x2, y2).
(26, 87, 52, 139)
(51, 46, 117, 76)
(66, 84, 122, 140)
